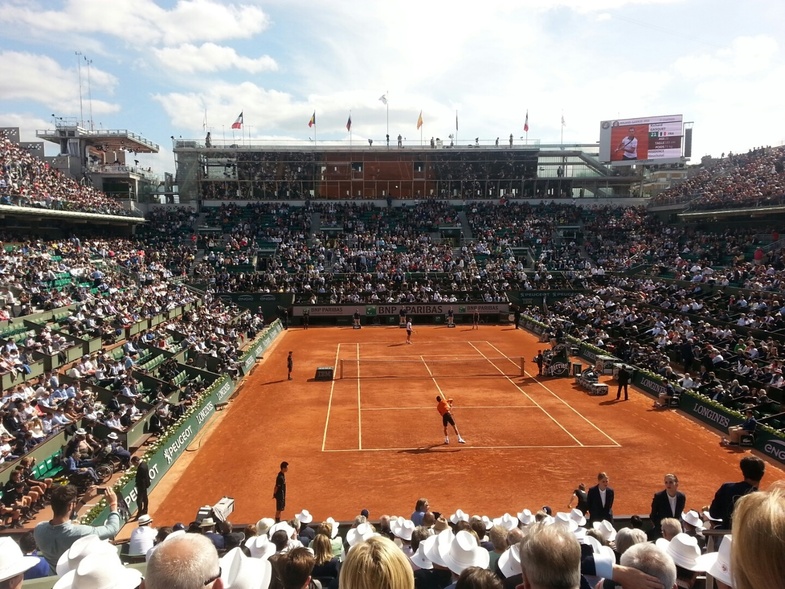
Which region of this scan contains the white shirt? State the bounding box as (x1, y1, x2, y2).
(129, 525, 158, 555)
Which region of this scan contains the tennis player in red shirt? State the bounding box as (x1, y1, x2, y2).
(436, 396, 465, 444)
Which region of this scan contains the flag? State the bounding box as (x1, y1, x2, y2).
(524, 110, 529, 133)
(561, 115, 566, 127)
(231, 112, 243, 129)
(346, 115, 352, 132)
(379, 94, 388, 105)
(417, 110, 423, 130)
(308, 111, 316, 128)
(456, 111, 459, 131)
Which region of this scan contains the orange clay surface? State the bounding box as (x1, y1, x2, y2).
(150, 325, 785, 525)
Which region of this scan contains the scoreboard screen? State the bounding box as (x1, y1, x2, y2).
(599, 114, 684, 165)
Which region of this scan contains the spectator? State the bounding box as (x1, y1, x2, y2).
(731, 486, 785, 589)
(339, 536, 414, 589)
(33, 485, 121, 573)
(144, 533, 222, 589)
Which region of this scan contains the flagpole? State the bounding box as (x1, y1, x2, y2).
(349, 110, 352, 149)
(560, 111, 564, 146)
(455, 110, 458, 146)
(386, 90, 389, 142)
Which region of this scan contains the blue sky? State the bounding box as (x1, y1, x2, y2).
(1, 0, 783, 175)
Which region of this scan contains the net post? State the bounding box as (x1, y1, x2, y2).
(520, 356, 525, 377)
(339, 359, 343, 379)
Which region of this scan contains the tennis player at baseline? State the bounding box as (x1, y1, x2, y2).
(436, 396, 466, 445)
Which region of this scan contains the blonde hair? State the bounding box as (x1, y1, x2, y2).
(340, 536, 414, 589)
(731, 487, 785, 589)
(311, 533, 333, 566)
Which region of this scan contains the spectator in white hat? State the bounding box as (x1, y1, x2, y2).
(129, 514, 157, 556)
(0, 537, 39, 589)
(294, 510, 314, 547)
(144, 533, 222, 589)
(219, 547, 272, 589)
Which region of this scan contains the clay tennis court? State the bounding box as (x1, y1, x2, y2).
(150, 325, 785, 525)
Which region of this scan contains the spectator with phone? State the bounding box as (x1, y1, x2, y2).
(33, 484, 121, 573)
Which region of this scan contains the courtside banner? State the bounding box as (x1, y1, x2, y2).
(293, 303, 509, 317)
(754, 429, 785, 466)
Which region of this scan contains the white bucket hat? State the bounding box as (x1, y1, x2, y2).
(220, 547, 272, 589)
(56, 535, 118, 577)
(655, 533, 706, 572)
(493, 513, 519, 531)
(569, 509, 587, 527)
(323, 517, 340, 539)
(422, 529, 452, 568)
(681, 510, 704, 531)
(267, 521, 295, 540)
(592, 520, 617, 543)
(346, 522, 375, 547)
(409, 542, 433, 570)
(53, 553, 142, 589)
(438, 530, 490, 575)
(0, 537, 39, 583)
(554, 513, 579, 533)
(517, 509, 535, 526)
(497, 545, 521, 578)
(244, 535, 276, 560)
(391, 519, 415, 541)
(449, 509, 469, 525)
(480, 515, 493, 530)
(697, 535, 733, 586)
(295, 510, 313, 524)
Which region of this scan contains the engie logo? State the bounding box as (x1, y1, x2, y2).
(763, 439, 785, 463)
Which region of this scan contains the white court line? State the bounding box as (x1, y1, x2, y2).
(485, 341, 622, 447)
(468, 342, 584, 447)
(361, 405, 540, 411)
(320, 343, 341, 452)
(420, 355, 446, 399)
(323, 444, 621, 453)
(356, 343, 362, 451)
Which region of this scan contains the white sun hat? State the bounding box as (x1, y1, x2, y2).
(53, 553, 142, 589)
(56, 535, 118, 577)
(569, 509, 587, 527)
(323, 517, 340, 539)
(655, 533, 706, 572)
(493, 513, 519, 531)
(346, 522, 376, 547)
(438, 530, 490, 575)
(220, 547, 272, 589)
(0, 537, 39, 583)
(696, 535, 733, 586)
(244, 535, 276, 560)
(497, 545, 522, 578)
(449, 509, 469, 525)
(422, 529, 452, 568)
(409, 542, 433, 570)
(517, 509, 535, 526)
(592, 520, 617, 543)
(295, 510, 313, 524)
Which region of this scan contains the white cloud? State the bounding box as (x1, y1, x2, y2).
(152, 43, 278, 74)
(674, 35, 779, 78)
(0, 0, 270, 47)
(0, 51, 119, 115)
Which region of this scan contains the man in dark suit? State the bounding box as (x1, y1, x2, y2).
(586, 472, 614, 524)
(709, 455, 765, 530)
(132, 455, 151, 517)
(648, 473, 686, 540)
(616, 366, 631, 400)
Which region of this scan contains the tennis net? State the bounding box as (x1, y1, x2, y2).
(339, 357, 524, 379)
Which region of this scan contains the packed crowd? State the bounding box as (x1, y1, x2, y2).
(0, 134, 137, 217)
(650, 146, 785, 210)
(2, 457, 781, 589)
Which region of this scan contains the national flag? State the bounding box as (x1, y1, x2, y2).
(308, 111, 316, 128)
(416, 110, 423, 130)
(346, 115, 352, 132)
(231, 112, 243, 129)
(379, 94, 388, 105)
(524, 110, 529, 133)
(561, 115, 566, 127)
(456, 111, 459, 131)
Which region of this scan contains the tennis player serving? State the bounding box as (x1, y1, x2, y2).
(436, 396, 465, 444)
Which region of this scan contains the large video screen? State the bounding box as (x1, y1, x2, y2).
(599, 114, 683, 165)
